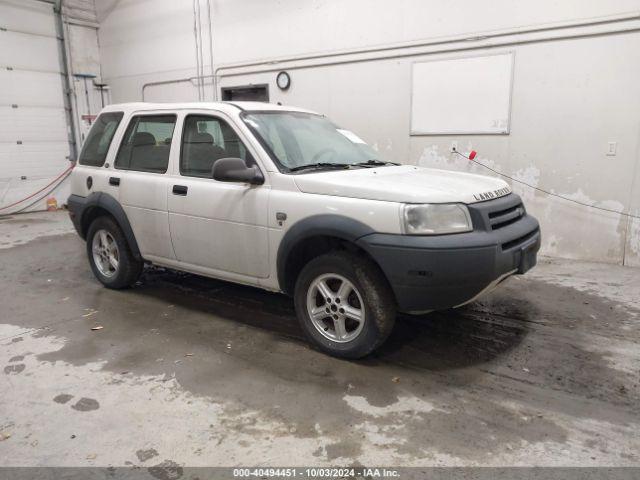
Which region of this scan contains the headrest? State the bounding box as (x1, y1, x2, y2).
(132, 132, 156, 147)
(187, 132, 214, 144)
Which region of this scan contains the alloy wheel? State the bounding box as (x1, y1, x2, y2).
(306, 273, 365, 343)
(91, 229, 119, 278)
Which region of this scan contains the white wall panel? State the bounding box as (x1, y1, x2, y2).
(0, 107, 68, 143)
(68, 24, 101, 78)
(411, 53, 514, 135)
(0, 0, 56, 36)
(0, 70, 65, 107)
(0, 0, 71, 213)
(63, 0, 98, 24)
(208, 0, 640, 64)
(0, 31, 60, 72)
(99, 0, 640, 69)
(0, 177, 70, 212)
(144, 79, 200, 103)
(0, 143, 70, 179)
(98, 0, 195, 80)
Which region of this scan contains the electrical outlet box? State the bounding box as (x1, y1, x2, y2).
(450, 141, 458, 153)
(607, 142, 617, 156)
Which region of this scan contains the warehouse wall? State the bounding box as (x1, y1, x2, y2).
(96, 0, 640, 266)
(0, 0, 70, 213)
(0, 0, 102, 213)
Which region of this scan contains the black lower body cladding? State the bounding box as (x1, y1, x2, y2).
(67, 193, 87, 238)
(357, 212, 541, 313)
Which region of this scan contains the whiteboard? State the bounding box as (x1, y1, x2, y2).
(411, 52, 514, 135)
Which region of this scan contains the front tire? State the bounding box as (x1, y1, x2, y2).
(86, 216, 143, 289)
(294, 251, 396, 358)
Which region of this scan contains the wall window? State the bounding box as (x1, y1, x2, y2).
(78, 112, 123, 167)
(114, 115, 176, 173)
(180, 115, 255, 178)
(221, 84, 269, 102)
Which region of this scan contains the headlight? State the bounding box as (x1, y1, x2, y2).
(401, 203, 472, 235)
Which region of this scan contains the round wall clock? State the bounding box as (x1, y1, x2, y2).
(276, 71, 291, 90)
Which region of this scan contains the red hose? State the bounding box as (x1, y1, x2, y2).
(0, 164, 75, 212)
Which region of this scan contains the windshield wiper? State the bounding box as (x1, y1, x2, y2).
(352, 159, 400, 167)
(288, 162, 352, 172)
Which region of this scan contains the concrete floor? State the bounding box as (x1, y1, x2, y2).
(0, 210, 639, 468)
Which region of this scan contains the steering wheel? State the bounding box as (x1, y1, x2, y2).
(311, 148, 337, 163)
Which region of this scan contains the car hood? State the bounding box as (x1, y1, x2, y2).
(293, 165, 511, 204)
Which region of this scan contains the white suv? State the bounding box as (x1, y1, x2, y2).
(68, 102, 540, 358)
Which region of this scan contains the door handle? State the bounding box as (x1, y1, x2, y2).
(172, 185, 188, 196)
(109, 177, 120, 186)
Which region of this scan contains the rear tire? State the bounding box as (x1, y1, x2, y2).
(294, 251, 396, 359)
(86, 216, 143, 289)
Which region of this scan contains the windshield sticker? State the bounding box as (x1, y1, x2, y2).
(337, 129, 366, 144)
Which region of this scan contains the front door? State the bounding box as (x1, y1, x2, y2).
(167, 112, 269, 278)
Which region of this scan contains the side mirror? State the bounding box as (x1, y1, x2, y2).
(212, 158, 264, 185)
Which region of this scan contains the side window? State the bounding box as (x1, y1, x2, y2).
(114, 115, 176, 173)
(78, 112, 123, 167)
(180, 115, 255, 178)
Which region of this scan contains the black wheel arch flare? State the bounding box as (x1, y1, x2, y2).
(68, 192, 142, 261)
(276, 214, 380, 295)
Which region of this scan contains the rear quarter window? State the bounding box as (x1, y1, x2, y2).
(78, 112, 124, 167)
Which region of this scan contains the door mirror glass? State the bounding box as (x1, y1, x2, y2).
(212, 157, 264, 185)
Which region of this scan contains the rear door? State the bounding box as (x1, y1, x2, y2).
(167, 111, 270, 279)
(114, 113, 177, 260)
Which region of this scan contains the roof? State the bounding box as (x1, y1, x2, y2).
(100, 101, 319, 115)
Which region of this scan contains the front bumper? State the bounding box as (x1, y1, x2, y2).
(357, 194, 541, 312)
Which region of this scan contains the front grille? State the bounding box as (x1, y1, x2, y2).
(488, 203, 525, 230)
(502, 228, 539, 251)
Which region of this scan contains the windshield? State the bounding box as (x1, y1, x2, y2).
(242, 111, 383, 172)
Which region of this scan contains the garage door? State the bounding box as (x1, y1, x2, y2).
(0, 0, 72, 214)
